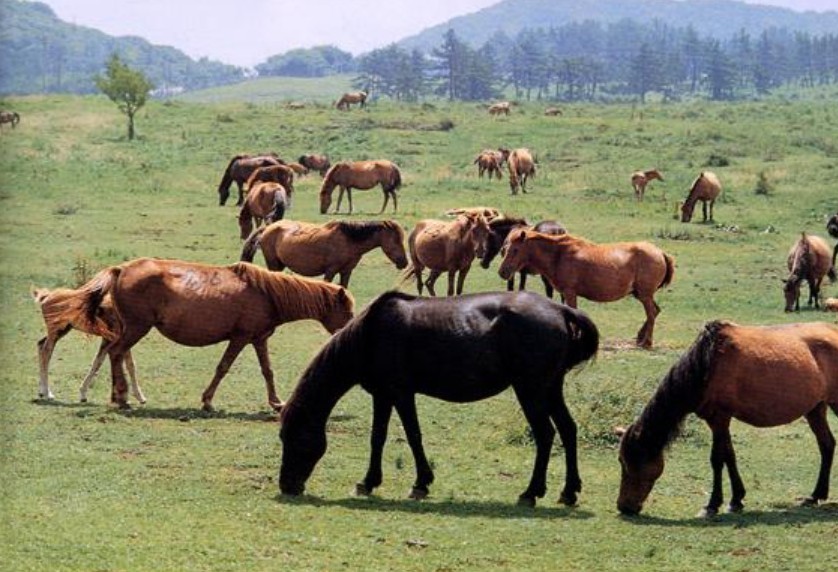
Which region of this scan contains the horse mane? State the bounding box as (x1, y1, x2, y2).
(319, 163, 345, 195)
(488, 216, 528, 232)
(629, 320, 726, 459)
(326, 220, 396, 242)
(788, 233, 813, 279)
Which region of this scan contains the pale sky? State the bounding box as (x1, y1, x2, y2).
(39, 0, 838, 68)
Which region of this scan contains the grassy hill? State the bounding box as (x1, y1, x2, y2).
(1, 93, 836, 570)
(176, 75, 356, 105)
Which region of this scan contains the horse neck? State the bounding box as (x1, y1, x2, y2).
(525, 235, 572, 274)
(265, 272, 334, 326)
(319, 173, 338, 198)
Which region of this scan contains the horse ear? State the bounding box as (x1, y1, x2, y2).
(511, 229, 527, 242)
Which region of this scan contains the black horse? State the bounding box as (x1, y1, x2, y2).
(279, 290, 599, 506)
(480, 217, 566, 296)
(828, 212, 838, 267)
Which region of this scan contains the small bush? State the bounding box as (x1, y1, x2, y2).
(54, 204, 78, 216)
(704, 153, 730, 167)
(754, 171, 774, 195)
(215, 113, 234, 123)
(71, 257, 94, 287)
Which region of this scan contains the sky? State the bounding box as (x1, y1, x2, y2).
(39, 0, 838, 68)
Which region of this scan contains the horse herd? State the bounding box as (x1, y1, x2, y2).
(32, 140, 838, 517)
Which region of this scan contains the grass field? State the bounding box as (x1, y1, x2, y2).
(1, 84, 837, 571)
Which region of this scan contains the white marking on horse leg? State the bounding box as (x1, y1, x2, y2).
(79, 341, 109, 402)
(125, 351, 145, 404)
(37, 337, 56, 399)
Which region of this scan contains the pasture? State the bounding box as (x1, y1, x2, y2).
(1, 87, 837, 571)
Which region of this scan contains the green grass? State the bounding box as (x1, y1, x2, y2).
(1, 90, 837, 571)
(176, 75, 356, 104)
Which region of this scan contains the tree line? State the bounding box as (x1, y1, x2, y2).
(352, 20, 838, 102)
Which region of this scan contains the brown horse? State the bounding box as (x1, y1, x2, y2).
(319, 160, 402, 215)
(336, 91, 367, 110)
(445, 206, 503, 221)
(66, 259, 354, 411)
(507, 148, 536, 195)
(631, 169, 664, 201)
(681, 171, 722, 222)
(0, 110, 20, 128)
(827, 212, 838, 267)
(299, 154, 331, 177)
(784, 233, 836, 312)
(473, 148, 510, 179)
(544, 107, 563, 116)
(488, 102, 510, 116)
(32, 285, 144, 404)
(405, 213, 490, 296)
(244, 163, 296, 201)
(238, 182, 289, 239)
(241, 219, 407, 288)
(617, 320, 838, 516)
(218, 153, 283, 206)
(287, 162, 308, 176)
(499, 230, 674, 348)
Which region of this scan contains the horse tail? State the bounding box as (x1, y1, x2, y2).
(659, 252, 676, 290)
(218, 155, 245, 205)
(240, 226, 267, 263)
(389, 164, 402, 192)
(828, 264, 837, 283)
(267, 190, 286, 223)
(13, 112, 20, 126)
(37, 268, 122, 341)
(561, 305, 599, 371)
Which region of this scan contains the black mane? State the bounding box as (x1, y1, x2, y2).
(328, 220, 392, 242)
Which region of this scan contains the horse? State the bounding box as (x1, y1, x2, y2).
(218, 154, 283, 206)
(544, 107, 563, 116)
(617, 320, 838, 517)
(32, 285, 145, 404)
(784, 233, 836, 312)
(631, 169, 664, 201)
(299, 154, 331, 177)
(336, 91, 367, 110)
(319, 160, 402, 215)
(244, 164, 296, 202)
(287, 162, 308, 176)
(473, 148, 510, 179)
(241, 219, 407, 288)
(278, 290, 600, 506)
(499, 230, 674, 348)
(444, 206, 503, 221)
(827, 212, 838, 267)
(480, 217, 566, 296)
(681, 171, 722, 223)
(507, 148, 536, 195)
(488, 102, 510, 116)
(0, 110, 20, 128)
(66, 258, 354, 411)
(238, 182, 289, 239)
(405, 212, 490, 296)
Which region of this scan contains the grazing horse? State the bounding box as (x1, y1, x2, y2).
(406, 213, 490, 296)
(218, 153, 283, 206)
(481, 217, 566, 296)
(319, 160, 402, 215)
(336, 91, 368, 110)
(241, 219, 407, 288)
(0, 110, 20, 128)
(681, 171, 722, 223)
(618, 320, 838, 516)
(499, 230, 674, 348)
(827, 212, 838, 267)
(784, 233, 836, 312)
(279, 290, 600, 506)
(32, 285, 145, 404)
(507, 148, 536, 195)
(444, 206, 503, 221)
(488, 102, 511, 116)
(244, 164, 296, 201)
(631, 169, 664, 201)
(287, 162, 308, 176)
(299, 154, 331, 177)
(238, 182, 288, 239)
(67, 259, 354, 411)
(544, 107, 563, 116)
(473, 148, 510, 179)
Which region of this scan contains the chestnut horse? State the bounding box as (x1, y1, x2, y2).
(488, 102, 510, 116)
(218, 153, 283, 206)
(681, 171, 721, 223)
(784, 233, 836, 312)
(244, 163, 296, 201)
(319, 160, 402, 215)
(241, 219, 407, 288)
(405, 213, 490, 296)
(279, 290, 599, 506)
(336, 91, 367, 110)
(473, 148, 510, 179)
(827, 212, 838, 267)
(299, 154, 331, 177)
(0, 110, 20, 128)
(67, 259, 354, 411)
(445, 206, 503, 221)
(32, 285, 144, 404)
(499, 230, 674, 348)
(631, 169, 664, 201)
(618, 320, 838, 516)
(508, 148, 536, 195)
(481, 217, 566, 296)
(238, 182, 288, 239)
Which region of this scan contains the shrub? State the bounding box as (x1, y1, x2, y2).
(754, 171, 774, 195)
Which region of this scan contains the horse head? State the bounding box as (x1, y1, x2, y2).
(380, 222, 408, 270)
(279, 409, 328, 496)
(498, 229, 529, 280)
(617, 423, 665, 515)
(322, 287, 355, 334)
(827, 213, 838, 239)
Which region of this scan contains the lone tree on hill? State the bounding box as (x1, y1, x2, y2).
(94, 54, 153, 140)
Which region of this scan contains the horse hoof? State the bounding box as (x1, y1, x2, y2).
(558, 492, 578, 507)
(112, 401, 131, 410)
(697, 507, 718, 519)
(202, 403, 214, 413)
(798, 496, 819, 507)
(517, 495, 536, 508)
(727, 502, 744, 513)
(408, 487, 428, 500)
(269, 401, 284, 413)
(355, 483, 372, 496)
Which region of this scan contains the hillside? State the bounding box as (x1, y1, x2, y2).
(398, 0, 838, 52)
(0, 0, 243, 95)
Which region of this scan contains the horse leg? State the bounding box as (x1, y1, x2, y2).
(447, 271, 456, 296)
(394, 397, 434, 500)
(518, 272, 528, 291)
(236, 181, 245, 207)
(337, 270, 353, 289)
(107, 324, 150, 409)
(455, 266, 471, 295)
(512, 385, 555, 507)
(549, 385, 582, 506)
(335, 186, 346, 213)
(425, 270, 442, 297)
(702, 201, 709, 223)
(200, 338, 248, 412)
(506, 277, 514, 291)
(391, 191, 398, 213)
(636, 296, 659, 349)
(253, 337, 282, 411)
(37, 327, 69, 399)
(379, 191, 390, 214)
(413, 265, 425, 295)
(124, 350, 145, 404)
(79, 338, 110, 402)
(801, 403, 835, 505)
(541, 276, 555, 299)
(563, 291, 578, 308)
(700, 419, 737, 517)
(346, 188, 354, 215)
(357, 395, 393, 496)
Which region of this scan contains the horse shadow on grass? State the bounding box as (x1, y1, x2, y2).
(619, 502, 838, 528)
(276, 492, 595, 521)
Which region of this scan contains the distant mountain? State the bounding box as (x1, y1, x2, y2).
(398, 0, 838, 52)
(0, 0, 244, 95)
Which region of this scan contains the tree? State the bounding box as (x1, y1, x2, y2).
(629, 43, 663, 103)
(94, 54, 153, 140)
